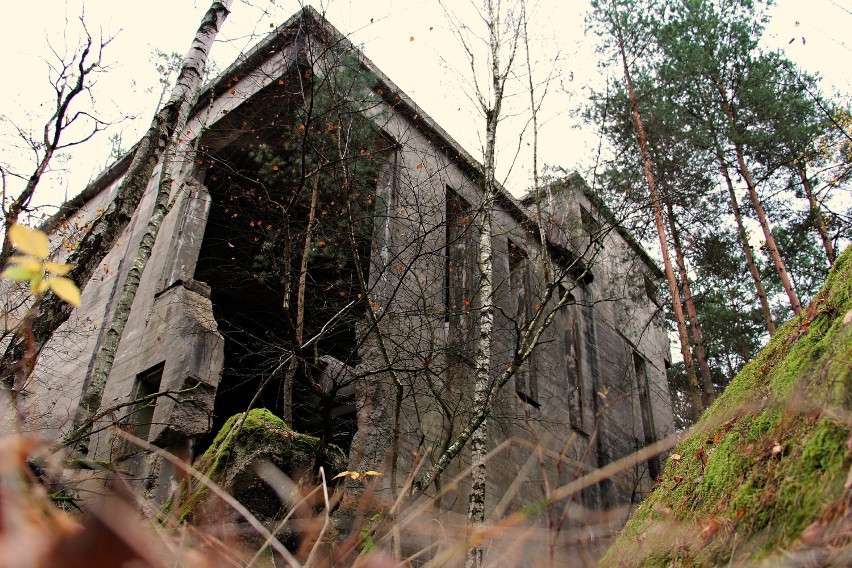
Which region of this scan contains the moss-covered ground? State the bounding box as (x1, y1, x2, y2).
(601, 249, 852, 566)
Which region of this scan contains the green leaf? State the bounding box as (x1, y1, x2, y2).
(46, 277, 81, 306)
(9, 224, 49, 259)
(1, 265, 34, 282)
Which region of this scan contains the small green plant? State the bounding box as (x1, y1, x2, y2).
(357, 512, 385, 553)
(1, 224, 80, 306)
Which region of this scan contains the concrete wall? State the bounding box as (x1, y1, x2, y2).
(17, 7, 674, 559)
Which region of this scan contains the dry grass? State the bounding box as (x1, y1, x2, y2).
(0, 406, 678, 568)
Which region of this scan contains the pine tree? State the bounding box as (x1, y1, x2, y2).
(590, 0, 707, 421)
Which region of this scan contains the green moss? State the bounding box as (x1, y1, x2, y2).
(697, 432, 746, 505)
(601, 247, 852, 567)
(747, 418, 849, 556)
(730, 476, 760, 517)
(825, 250, 852, 306)
(801, 419, 846, 473)
(695, 316, 797, 429)
(771, 343, 809, 399)
(747, 409, 779, 440)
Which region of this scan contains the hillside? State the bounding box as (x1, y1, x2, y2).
(602, 249, 852, 566)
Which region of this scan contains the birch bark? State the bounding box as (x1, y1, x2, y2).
(68, 0, 233, 454)
(464, 3, 521, 566)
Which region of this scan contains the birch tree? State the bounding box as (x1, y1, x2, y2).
(1, 2, 234, 390)
(64, 0, 233, 454)
(389, 4, 601, 565)
(434, 3, 523, 564)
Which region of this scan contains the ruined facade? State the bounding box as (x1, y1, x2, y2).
(18, 6, 674, 560)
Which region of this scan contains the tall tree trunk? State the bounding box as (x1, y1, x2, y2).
(720, 95, 802, 315)
(615, 24, 704, 423)
(664, 195, 715, 406)
(717, 151, 776, 335)
(67, 0, 232, 454)
(465, 69, 497, 568)
(465, 2, 518, 565)
(466, 193, 492, 568)
(796, 163, 836, 265)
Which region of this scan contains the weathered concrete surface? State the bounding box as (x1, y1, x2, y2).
(145, 281, 223, 446)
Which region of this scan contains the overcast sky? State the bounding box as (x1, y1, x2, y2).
(1, 0, 850, 214)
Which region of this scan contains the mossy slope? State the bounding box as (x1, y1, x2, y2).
(602, 249, 852, 566)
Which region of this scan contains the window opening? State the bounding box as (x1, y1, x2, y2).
(445, 187, 474, 324)
(558, 287, 584, 429)
(444, 186, 477, 386)
(129, 362, 165, 442)
(643, 273, 660, 306)
(509, 240, 538, 407)
(634, 352, 659, 479)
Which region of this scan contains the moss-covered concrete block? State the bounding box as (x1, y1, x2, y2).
(179, 408, 346, 524)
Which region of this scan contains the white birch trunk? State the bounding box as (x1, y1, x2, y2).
(466, 185, 494, 568)
(466, 3, 515, 565)
(69, 0, 232, 454)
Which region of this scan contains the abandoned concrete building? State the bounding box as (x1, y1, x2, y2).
(17, 5, 674, 560)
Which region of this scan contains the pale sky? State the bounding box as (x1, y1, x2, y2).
(1, 0, 850, 216)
